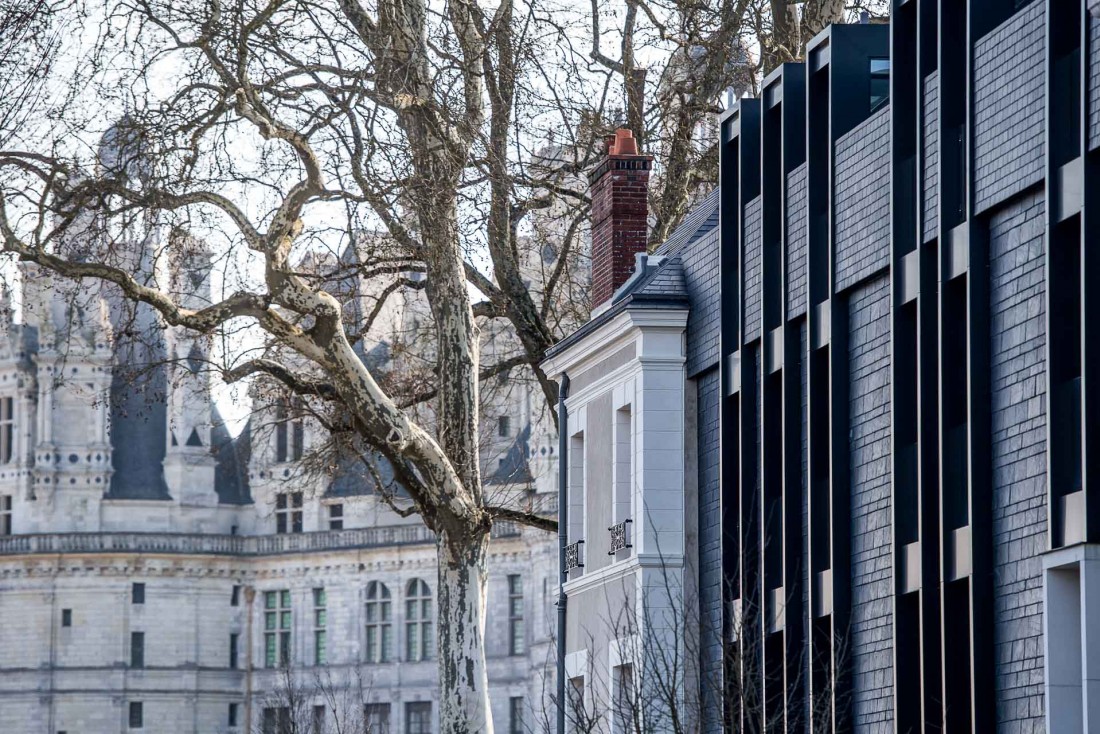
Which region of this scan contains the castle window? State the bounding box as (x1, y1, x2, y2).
(405, 579, 433, 662)
(0, 396, 13, 464)
(275, 398, 304, 463)
(261, 707, 290, 734)
(405, 702, 431, 734)
(264, 590, 292, 668)
(128, 702, 143, 729)
(328, 503, 344, 530)
(229, 633, 239, 668)
(130, 632, 144, 668)
(0, 495, 11, 535)
(508, 575, 525, 655)
(498, 415, 511, 437)
(365, 703, 390, 732)
(365, 581, 393, 663)
(275, 492, 303, 534)
(131, 583, 145, 604)
(228, 703, 240, 728)
(61, 609, 72, 627)
(313, 587, 327, 665)
(509, 697, 525, 734)
(231, 585, 241, 606)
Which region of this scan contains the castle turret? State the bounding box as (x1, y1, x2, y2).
(22, 263, 114, 530)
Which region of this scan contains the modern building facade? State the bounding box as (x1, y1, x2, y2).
(549, 2, 1100, 732)
(0, 124, 561, 734)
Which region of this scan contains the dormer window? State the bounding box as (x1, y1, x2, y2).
(275, 492, 303, 534)
(274, 398, 304, 463)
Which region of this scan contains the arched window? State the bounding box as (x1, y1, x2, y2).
(405, 579, 433, 662)
(365, 582, 393, 663)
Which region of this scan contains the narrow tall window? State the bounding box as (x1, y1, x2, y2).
(498, 415, 511, 437)
(405, 702, 432, 734)
(614, 405, 632, 525)
(312, 705, 326, 732)
(568, 432, 585, 543)
(568, 677, 586, 733)
(509, 697, 525, 734)
(274, 492, 303, 534)
(405, 579, 433, 662)
(61, 609, 72, 627)
(614, 664, 635, 734)
(328, 503, 344, 530)
(128, 702, 144, 729)
(870, 59, 890, 112)
(365, 581, 393, 663)
(365, 703, 391, 733)
(313, 587, 327, 665)
(229, 633, 239, 669)
(228, 703, 240, 728)
(130, 632, 144, 669)
(0, 396, 14, 464)
(231, 585, 241, 606)
(264, 590, 292, 668)
(0, 495, 11, 536)
(275, 398, 304, 463)
(131, 583, 145, 605)
(508, 575, 525, 656)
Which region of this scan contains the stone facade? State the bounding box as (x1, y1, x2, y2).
(0, 126, 560, 734)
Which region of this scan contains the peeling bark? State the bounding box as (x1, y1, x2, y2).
(437, 526, 493, 734)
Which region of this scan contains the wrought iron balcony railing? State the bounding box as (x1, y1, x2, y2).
(564, 540, 584, 571)
(608, 519, 632, 555)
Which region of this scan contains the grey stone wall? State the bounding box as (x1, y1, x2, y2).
(973, 1, 1045, 214)
(846, 274, 894, 731)
(744, 197, 763, 343)
(835, 107, 891, 293)
(682, 228, 722, 377)
(1090, 16, 1100, 152)
(923, 72, 939, 243)
(989, 191, 1047, 731)
(696, 368, 723, 732)
(786, 164, 809, 319)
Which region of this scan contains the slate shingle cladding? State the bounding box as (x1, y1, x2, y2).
(1091, 16, 1100, 152)
(786, 164, 809, 318)
(743, 197, 764, 342)
(696, 368, 723, 732)
(923, 72, 940, 244)
(835, 106, 891, 292)
(989, 192, 1047, 731)
(973, 1, 1046, 214)
(681, 229, 722, 377)
(847, 274, 894, 731)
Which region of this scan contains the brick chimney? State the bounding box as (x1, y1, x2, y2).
(588, 128, 652, 308)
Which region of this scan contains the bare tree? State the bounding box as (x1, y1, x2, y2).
(0, 1, 875, 731)
(254, 662, 377, 734)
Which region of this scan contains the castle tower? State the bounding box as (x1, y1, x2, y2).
(22, 263, 114, 531)
(94, 118, 172, 500)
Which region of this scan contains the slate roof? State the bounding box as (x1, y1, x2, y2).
(213, 409, 252, 505)
(486, 423, 533, 486)
(655, 188, 720, 257)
